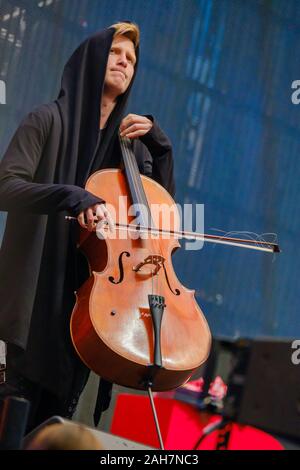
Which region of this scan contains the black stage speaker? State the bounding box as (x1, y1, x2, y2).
(0, 396, 30, 450)
(237, 339, 300, 440)
(23, 416, 154, 450)
(215, 338, 300, 441)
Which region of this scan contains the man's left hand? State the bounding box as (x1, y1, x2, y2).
(119, 114, 153, 139)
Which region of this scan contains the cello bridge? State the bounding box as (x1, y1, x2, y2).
(133, 255, 165, 275)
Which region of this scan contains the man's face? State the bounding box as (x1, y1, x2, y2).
(104, 35, 136, 97)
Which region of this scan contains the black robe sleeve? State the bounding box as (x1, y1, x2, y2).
(0, 109, 104, 216)
(139, 117, 176, 198)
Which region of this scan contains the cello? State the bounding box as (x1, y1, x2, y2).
(70, 136, 211, 392)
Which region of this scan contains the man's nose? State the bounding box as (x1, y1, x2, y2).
(117, 53, 128, 67)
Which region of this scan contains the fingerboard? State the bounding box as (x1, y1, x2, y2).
(119, 136, 154, 229)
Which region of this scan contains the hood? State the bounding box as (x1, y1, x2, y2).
(55, 26, 139, 186)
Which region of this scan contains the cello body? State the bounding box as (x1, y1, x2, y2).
(70, 168, 211, 391)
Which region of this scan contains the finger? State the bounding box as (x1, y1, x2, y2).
(95, 219, 108, 239)
(77, 211, 86, 229)
(101, 204, 108, 216)
(120, 123, 150, 137)
(120, 113, 136, 130)
(120, 114, 149, 132)
(95, 204, 105, 220)
(86, 208, 95, 232)
(105, 208, 115, 232)
(97, 205, 115, 233)
(124, 129, 151, 139)
(121, 115, 150, 129)
(94, 208, 106, 232)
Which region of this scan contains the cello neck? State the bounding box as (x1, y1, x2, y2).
(119, 135, 153, 228)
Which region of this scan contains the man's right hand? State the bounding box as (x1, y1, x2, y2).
(77, 203, 113, 232)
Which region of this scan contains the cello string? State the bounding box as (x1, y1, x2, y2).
(121, 137, 151, 226)
(120, 137, 164, 294)
(128, 138, 164, 296)
(124, 136, 163, 297)
(152, 266, 154, 295)
(123, 137, 165, 285)
(120, 137, 154, 284)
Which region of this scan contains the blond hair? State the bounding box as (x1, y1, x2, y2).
(110, 21, 140, 49)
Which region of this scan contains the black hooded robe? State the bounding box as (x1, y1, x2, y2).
(0, 27, 175, 414)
